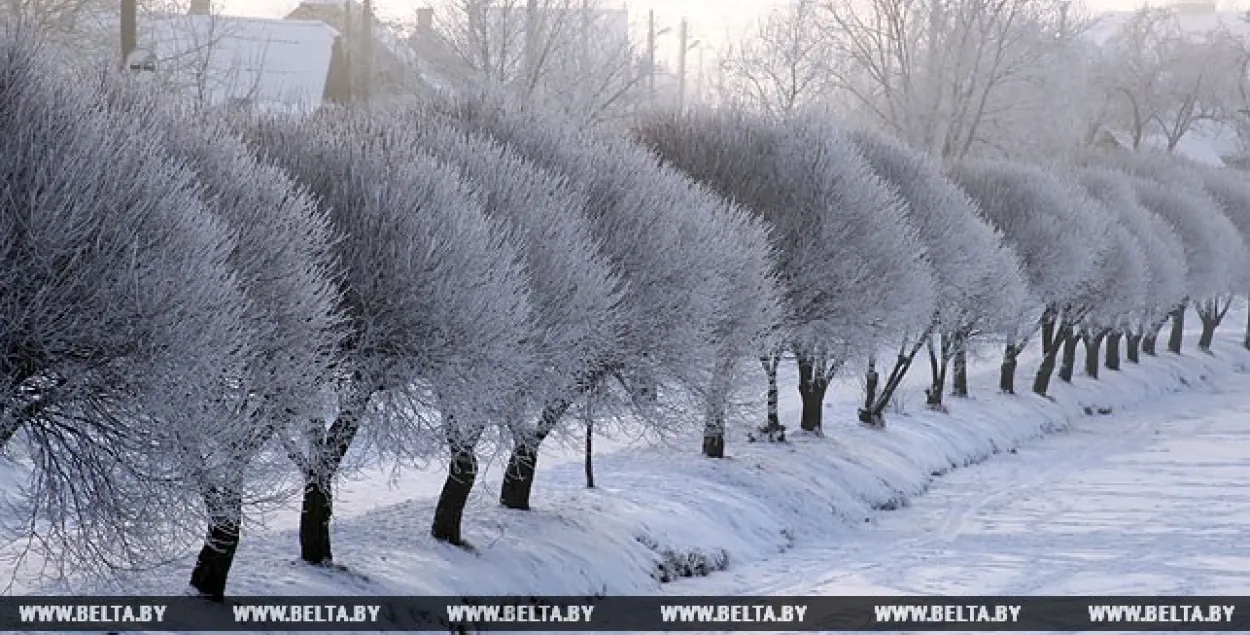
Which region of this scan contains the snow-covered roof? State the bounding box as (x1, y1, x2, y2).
(140, 14, 338, 114)
(1164, 122, 1242, 167)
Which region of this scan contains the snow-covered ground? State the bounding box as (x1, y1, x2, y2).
(5, 313, 1250, 635)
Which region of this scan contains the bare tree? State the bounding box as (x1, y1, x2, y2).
(1096, 151, 1249, 355)
(716, 0, 837, 119)
(91, 76, 344, 599)
(1089, 6, 1237, 152)
(429, 91, 772, 494)
(426, 0, 647, 123)
(816, 0, 1074, 159)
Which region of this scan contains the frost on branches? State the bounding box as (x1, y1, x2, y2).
(0, 36, 255, 580)
(91, 79, 345, 598)
(383, 106, 624, 505)
(948, 160, 1105, 397)
(1076, 168, 1181, 369)
(1194, 167, 1250, 351)
(637, 109, 934, 434)
(430, 91, 778, 477)
(1089, 151, 1248, 355)
(242, 109, 536, 554)
(848, 130, 1026, 416)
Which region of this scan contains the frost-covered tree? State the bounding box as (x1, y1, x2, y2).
(1195, 167, 1250, 351)
(1077, 168, 1184, 369)
(638, 109, 934, 433)
(1094, 151, 1249, 355)
(847, 130, 1026, 415)
(428, 92, 776, 476)
(91, 78, 344, 598)
(0, 35, 255, 579)
(381, 107, 624, 505)
(948, 160, 1104, 397)
(242, 109, 535, 554)
(1054, 172, 1149, 381)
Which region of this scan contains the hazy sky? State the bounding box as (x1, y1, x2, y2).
(217, 0, 1224, 61)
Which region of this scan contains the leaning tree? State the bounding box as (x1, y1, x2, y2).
(1090, 151, 1248, 355)
(242, 108, 538, 554)
(1194, 167, 1250, 351)
(1051, 172, 1149, 381)
(386, 106, 626, 503)
(1077, 168, 1184, 369)
(948, 160, 1106, 397)
(637, 109, 935, 433)
(847, 130, 1027, 413)
(91, 79, 346, 598)
(1, 35, 256, 581)
(426, 91, 778, 497)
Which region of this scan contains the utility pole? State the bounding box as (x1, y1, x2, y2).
(676, 18, 687, 111)
(524, 0, 539, 92)
(646, 9, 655, 101)
(360, 0, 373, 101)
(120, 0, 137, 69)
(343, 0, 353, 101)
(579, 0, 589, 76)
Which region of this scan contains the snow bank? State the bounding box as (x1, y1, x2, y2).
(49, 314, 1243, 609)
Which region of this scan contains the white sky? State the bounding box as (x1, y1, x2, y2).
(218, 0, 1240, 63)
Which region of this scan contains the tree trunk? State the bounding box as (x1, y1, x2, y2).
(858, 357, 879, 424)
(1058, 325, 1078, 383)
(1034, 308, 1060, 396)
(999, 343, 1018, 394)
(1126, 332, 1142, 363)
(297, 384, 368, 565)
(298, 476, 333, 565)
(1167, 303, 1186, 355)
(926, 337, 948, 406)
(796, 352, 829, 432)
(1083, 330, 1106, 379)
(499, 400, 571, 511)
(951, 344, 968, 397)
(1198, 315, 1217, 352)
(584, 416, 595, 488)
(1196, 300, 1222, 353)
(431, 439, 478, 547)
(189, 487, 243, 601)
(499, 433, 546, 511)
(1245, 302, 1250, 351)
(760, 355, 782, 436)
(1105, 330, 1121, 371)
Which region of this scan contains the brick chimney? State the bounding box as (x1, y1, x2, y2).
(189, 0, 211, 14)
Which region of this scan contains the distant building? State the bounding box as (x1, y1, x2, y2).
(139, 7, 341, 114)
(284, 0, 422, 100)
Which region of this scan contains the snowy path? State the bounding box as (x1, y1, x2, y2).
(672, 365, 1250, 602)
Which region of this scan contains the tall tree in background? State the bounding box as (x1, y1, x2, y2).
(427, 0, 646, 123)
(815, 0, 1074, 159)
(716, 0, 836, 119)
